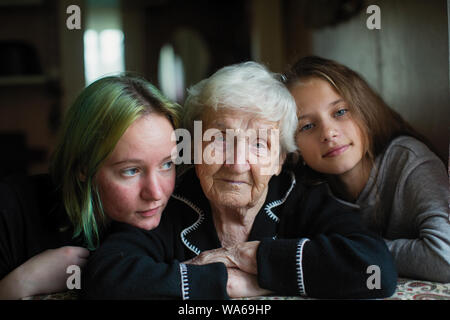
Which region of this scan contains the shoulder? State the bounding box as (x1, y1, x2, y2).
(369, 136, 448, 204)
(376, 136, 445, 178)
(284, 170, 359, 220)
(278, 172, 365, 239)
(382, 136, 440, 163)
(169, 167, 209, 218)
(103, 216, 177, 258)
(291, 168, 342, 205)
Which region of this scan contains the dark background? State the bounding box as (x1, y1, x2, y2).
(0, 0, 448, 178)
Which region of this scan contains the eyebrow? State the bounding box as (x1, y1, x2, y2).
(213, 121, 234, 130)
(298, 98, 345, 120)
(111, 155, 174, 167)
(111, 159, 143, 166)
(212, 120, 278, 131)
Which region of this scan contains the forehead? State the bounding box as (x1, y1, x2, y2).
(292, 78, 342, 103)
(291, 78, 345, 117)
(107, 114, 175, 163)
(203, 108, 279, 131)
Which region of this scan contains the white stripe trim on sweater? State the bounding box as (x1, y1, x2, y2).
(171, 194, 205, 255)
(325, 184, 360, 209)
(296, 238, 309, 296)
(264, 171, 296, 222)
(173, 171, 295, 254)
(179, 263, 189, 300)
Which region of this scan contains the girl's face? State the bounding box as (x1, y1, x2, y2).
(290, 77, 367, 177)
(95, 113, 176, 230)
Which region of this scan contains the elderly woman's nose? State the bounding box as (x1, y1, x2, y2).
(140, 173, 163, 201)
(224, 138, 250, 172)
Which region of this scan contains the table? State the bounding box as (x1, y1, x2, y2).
(22, 278, 450, 300)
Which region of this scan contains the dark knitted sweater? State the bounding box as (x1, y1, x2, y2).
(82, 168, 397, 299)
(0, 174, 82, 280)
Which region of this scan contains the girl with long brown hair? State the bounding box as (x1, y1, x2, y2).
(285, 55, 450, 282)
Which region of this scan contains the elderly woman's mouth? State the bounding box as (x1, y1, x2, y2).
(220, 179, 249, 185)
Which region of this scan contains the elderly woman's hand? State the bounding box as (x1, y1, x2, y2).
(226, 268, 272, 298)
(184, 241, 260, 275)
(184, 242, 270, 298)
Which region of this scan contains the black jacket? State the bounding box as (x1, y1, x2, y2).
(0, 174, 81, 280)
(82, 168, 397, 299)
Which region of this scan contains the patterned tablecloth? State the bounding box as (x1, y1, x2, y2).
(385, 278, 450, 300)
(23, 278, 450, 300)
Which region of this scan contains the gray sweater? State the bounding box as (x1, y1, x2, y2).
(334, 136, 450, 282)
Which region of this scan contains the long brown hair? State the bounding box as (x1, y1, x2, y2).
(284, 55, 434, 164)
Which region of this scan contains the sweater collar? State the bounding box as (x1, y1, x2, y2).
(171, 168, 296, 255)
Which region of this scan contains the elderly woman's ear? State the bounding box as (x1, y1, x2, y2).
(275, 152, 287, 176)
(257, 151, 287, 177)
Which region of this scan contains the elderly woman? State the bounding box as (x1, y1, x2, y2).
(82, 62, 397, 299)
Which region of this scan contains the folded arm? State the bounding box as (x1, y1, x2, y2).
(185, 241, 270, 298)
(0, 246, 89, 300)
(81, 225, 229, 300)
(187, 187, 399, 299)
(384, 158, 450, 282)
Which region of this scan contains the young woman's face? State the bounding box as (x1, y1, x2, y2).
(95, 113, 176, 230)
(289, 77, 367, 176)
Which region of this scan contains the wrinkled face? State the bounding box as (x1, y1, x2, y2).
(290, 78, 367, 176)
(95, 113, 176, 230)
(195, 109, 283, 210)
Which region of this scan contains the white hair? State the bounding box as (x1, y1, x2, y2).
(183, 61, 298, 153)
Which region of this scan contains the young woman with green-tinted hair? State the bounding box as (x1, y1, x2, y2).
(0, 75, 181, 299)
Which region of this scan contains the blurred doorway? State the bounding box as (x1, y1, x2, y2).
(144, 0, 251, 103)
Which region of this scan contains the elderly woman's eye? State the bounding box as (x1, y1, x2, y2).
(212, 133, 226, 143)
(213, 136, 227, 152)
(255, 140, 267, 149)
